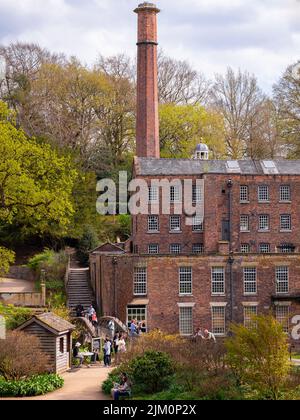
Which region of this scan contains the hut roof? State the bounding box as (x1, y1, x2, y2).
(17, 312, 75, 335)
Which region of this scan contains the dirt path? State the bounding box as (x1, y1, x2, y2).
(1, 366, 112, 401)
(0, 278, 35, 293)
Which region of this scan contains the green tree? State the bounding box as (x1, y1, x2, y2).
(159, 103, 226, 158)
(0, 101, 77, 238)
(226, 315, 290, 400)
(0, 247, 15, 277)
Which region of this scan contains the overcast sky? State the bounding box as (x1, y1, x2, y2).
(0, 0, 299, 94)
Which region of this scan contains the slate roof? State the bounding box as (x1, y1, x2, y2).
(18, 312, 75, 334)
(134, 158, 300, 176)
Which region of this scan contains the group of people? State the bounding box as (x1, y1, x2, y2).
(103, 332, 127, 367)
(193, 328, 216, 342)
(75, 304, 98, 328)
(129, 319, 146, 337)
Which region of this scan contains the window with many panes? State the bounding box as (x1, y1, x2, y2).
(211, 267, 225, 295)
(241, 244, 250, 253)
(211, 306, 226, 336)
(192, 216, 203, 232)
(280, 186, 291, 202)
(259, 215, 269, 231)
(240, 186, 249, 203)
(127, 306, 147, 332)
(276, 266, 289, 294)
(148, 186, 159, 203)
(179, 307, 193, 336)
(259, 243, 271, 253)
(148, 244, 159, 255)
(276, 305, 289, 333)
(170, 215, 181, 232)
(192, 185, 202, 203)
(179, 267, 192, 295)
(244, 306, 257, 329)
(134, 267, 147, 296)
(170, 185, 181, 203)
(258, 185, 269, 202)
(280, 215, 291, 231)
(170, 244, 181, 254)
(240, 215, 250, 232)
(244, 268, 257, 294)
(148, 216, 159, 232)
(192, 244, 204, 254)
(278, 244, 295, 253)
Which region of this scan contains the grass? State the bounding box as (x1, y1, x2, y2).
(292, 353, 300, 360)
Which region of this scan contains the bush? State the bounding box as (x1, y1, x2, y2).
(77, 226, 99, 265)
(129, 351, 174, 394)
(28, 249, 68, 286)
(102, 367, 124, 395)
(0, 374, 64, 397)
(0, 331, 49, 381)
(0, 247, 15, 276)
(226, 315, 291, 400)
(0, 303, 32, 330)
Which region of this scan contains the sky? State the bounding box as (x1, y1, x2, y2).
(0, 0, 299, 94)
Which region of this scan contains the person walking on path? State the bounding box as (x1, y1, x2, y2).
(103, 338, 112, 367)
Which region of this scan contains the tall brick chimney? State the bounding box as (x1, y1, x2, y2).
(134, 2, 160, 159)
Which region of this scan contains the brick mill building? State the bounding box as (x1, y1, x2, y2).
(90, 2, 300, 342)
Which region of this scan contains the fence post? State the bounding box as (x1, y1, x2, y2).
(41, 269, 46, 307)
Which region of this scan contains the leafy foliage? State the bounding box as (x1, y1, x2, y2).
(0, 303, 32, 330)
(225, 315, 291, 400)
(77, 226, 99, 265)
(0, 374, 64, 397)
(0, 247, 15, 276)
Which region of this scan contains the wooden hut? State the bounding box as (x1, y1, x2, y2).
(17, 312, 75, 374)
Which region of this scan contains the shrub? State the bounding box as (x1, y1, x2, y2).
(129, 351, 174, 394)
(0, 303, 32, 330)
(0, 247, 15, 277)
(0, 374, 64, 397)
(226, 315, 291, 400)
(0, 331, 49, 381)
(77, 226, 99, 265)
(28, 249, 68, 286)
(102, 367, 124, 395)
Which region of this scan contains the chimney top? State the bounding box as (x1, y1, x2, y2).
(134, 2, 160, 13)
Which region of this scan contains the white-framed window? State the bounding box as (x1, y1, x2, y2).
(170, 215, 181, 232)
(241, 244, 250, 253)
(276, 266, 289, 294)
(133, 267, 147, 296)
(192, 244, 204, 254)
(278, 244, 295, 254)
(240, 186, 249, 203)
(127, 306, 147, 332)
(276, 305, 289, 333)
(148, 215, 159, 232)
(192, 185, 202, 203)
(244, 306, 258, 329)
(259, 215, 269, 231)
(170, 185, 181, 203)
(148, 186, 159, 203)
(170, 244, 181, 254)
(244, 268, 257, 295)
(258, 185, 269, 202)
(179, 307, 193, 336)
(192, 216, 203, 232)
(211, 306, 226, 336)
(179, 267, 192, 295)
(280, 215, 291, 231)
(259, 243, 271, 253)
(211, 267, 225, 295)
(280, 185, 291, 202)
(148, 244, 159, 255)
(240, 215, 250, 232)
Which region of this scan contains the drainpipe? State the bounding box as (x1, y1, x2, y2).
(227, 180, 235, 323)
(112, 257, 118, 318)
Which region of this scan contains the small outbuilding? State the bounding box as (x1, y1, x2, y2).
(17, 312, 75, 374)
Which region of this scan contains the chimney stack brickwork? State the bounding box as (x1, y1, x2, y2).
(135, 3, 160, 158)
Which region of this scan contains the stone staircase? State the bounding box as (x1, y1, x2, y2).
(66, 268, 94, 314)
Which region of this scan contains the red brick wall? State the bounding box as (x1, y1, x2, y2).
(135, 5, 160, 158)
(93, 253, 300, 345)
